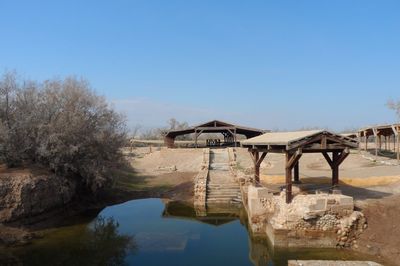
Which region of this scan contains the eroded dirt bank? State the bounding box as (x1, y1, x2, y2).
(355, 195, 400, 265)
(0, 147, 202, 246)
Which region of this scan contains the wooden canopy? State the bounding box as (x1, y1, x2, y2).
(358, 123, 400, 161)
(242, 130, 359, 203)
(164, 120, 266, 148)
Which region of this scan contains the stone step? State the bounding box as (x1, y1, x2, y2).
(207, 194, 241, 198)
(207, 186, 239, 189)
(207, 189, 239, 192)
(207, 190, 240, 194)
(206, 199, 242, 204)
(207, 196, 241, 201)
(208, 182, 237, 184)
(207, 183, 238, 186)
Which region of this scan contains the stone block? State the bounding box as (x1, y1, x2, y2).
(314, 198, 327, 211)
(339, 196, 353, 206)
(248, 198, 268, 216)
(327, 198, 336, 205)
(248, 185, 271, 200)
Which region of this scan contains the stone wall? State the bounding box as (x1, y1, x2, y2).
(193, 148, 210, 215)
(0, 174, 77, 224)
(244, 184, 368, 248)
(227, 147, 237, 175)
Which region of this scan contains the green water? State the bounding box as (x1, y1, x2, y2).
(0, 199, 377, 266)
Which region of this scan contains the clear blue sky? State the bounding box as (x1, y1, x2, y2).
(1, 0, 399, 131)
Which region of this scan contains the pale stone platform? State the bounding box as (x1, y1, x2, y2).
(244, 184, 367, 248)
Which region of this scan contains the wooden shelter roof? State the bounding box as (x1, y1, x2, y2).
(164, 119, 266, 138)
(359, 123, 400, 137)
(242, 130, 358, 152)
(341, 133, 358, 138)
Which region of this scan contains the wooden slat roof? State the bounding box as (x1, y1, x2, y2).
(242, 130, 359, 151)
(358, 123, 400, 136)
(164, 119, 266, 138)
(241, 130, 322, 146)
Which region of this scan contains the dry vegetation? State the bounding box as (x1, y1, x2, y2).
(0, 71, 127, 192)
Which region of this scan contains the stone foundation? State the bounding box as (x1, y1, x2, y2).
(193, 148, 210, 215)
(244, 184, 367, 248)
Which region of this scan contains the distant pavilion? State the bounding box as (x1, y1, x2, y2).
(164, 120, 266, 148)
(358, 123, 400, 161)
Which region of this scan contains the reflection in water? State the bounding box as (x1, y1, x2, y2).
(1, 217, 136, 266)
(0, 199, 378, 266)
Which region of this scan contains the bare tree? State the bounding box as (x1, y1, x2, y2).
(387, 99, 400, 120)
(130, 124, 142, 139)
(0, 72, 127, 192)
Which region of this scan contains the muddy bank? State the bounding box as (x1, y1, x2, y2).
(355, 195, 400, 266)
(0, 152, 197, 247)
(0, 168, 77, 225)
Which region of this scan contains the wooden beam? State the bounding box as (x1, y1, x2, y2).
(287, 149, 302, 169)
(293, 161, 300, 183)
(334, 148, 350, 167)
(372, 128, 378, 156)
(257, 152, 267, 166)
(194, 130, 198, 148)
(321, 135, 327, 149)
(332, 151, 339, 186)
(322, 152, 333, 168)
(285, 152, 293, 204)
(397, 132, 400, 162)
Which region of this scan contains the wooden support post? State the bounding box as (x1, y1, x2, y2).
(293, 162, 300, 183)
(372, 128, 378, 157)
(286, 153, 293, 204)
(364, 132, 368, 151)
(397, 133, 400, 162)
(254, 151, 260, 183)
(249, 149, 267, 185)
(234, 128, 237, 148)
(385, 136, 387, 151)
(332, 151, 339, 186)
(285, 149, 302, 203)
(194, 130, 198, 148)
(323, 149, 349, 187)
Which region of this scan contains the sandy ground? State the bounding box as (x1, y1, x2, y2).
(113, 147, 204, 203)
(235, 147, 400, 265)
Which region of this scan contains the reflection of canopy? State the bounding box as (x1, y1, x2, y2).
(162, 201, 239, 226)
(164, 120, 266, 148)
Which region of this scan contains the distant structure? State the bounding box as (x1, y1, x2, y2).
(358, 123, 400, 161)
(164, 120, 266, 148)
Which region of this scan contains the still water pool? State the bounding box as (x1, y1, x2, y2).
(1, 198, 372, 266)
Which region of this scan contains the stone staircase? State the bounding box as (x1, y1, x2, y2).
(206, 149, 242, 205)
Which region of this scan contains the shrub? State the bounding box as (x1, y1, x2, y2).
(0, 71, 127, 192)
